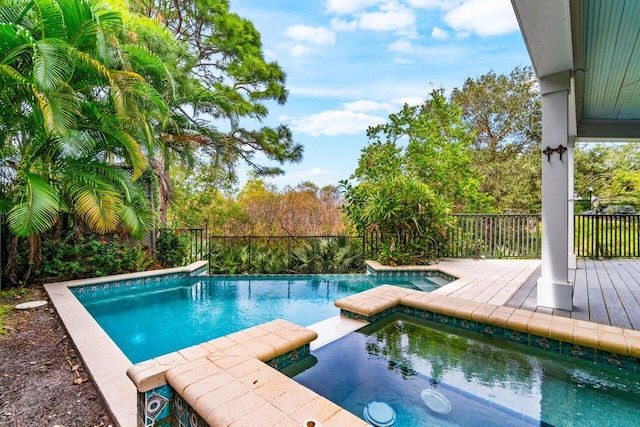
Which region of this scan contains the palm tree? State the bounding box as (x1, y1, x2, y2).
(0, 0, 173, 282)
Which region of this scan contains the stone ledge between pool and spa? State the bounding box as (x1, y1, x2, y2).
(365, 260, 458, 282)
(127, 318, 368, 427)
(335, 286, 640, 372)
(66, 260, 209, 295)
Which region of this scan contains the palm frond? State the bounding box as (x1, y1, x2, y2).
(32, 84, 79, 136)
(8, 172, 60, 237)
(123, 44, 175, 97)
(33, 0, 66, 39)
(0, 0, 34, 27)
(64, 165, 122, 233)
(33, 38, 72, 90)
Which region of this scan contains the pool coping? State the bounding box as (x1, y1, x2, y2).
(335, 284, 640, 364)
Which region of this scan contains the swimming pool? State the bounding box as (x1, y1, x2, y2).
(285, 314, 640, 426)
(73, 275, 442, 363)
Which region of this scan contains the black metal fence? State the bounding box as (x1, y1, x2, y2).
(574, 214, 640, 258)
(442, 214, 541, 259)
(175, 214, 640, 267)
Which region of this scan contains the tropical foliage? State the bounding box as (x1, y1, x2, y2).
(7, 232, 151, 284)
(155, 228, 191, 268)
(0, 0, 162, 236)
(208, 236, 364, 274)
(341, 90, 480, 265)
(0, 0, 173, 282)
(0, 0, 303, 285)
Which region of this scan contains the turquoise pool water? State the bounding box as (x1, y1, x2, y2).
(285, 314, 640, 426)
(74, 275, 439, 363)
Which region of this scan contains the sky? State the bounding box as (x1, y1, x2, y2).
(228, 0, 531, 190)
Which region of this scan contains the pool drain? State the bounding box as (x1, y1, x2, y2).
(363, 401, 396, 427)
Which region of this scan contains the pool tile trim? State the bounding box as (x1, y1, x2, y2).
(335, 285, 640, 372)
(365, 260, 458, 282)
(67, 261, 208, 296)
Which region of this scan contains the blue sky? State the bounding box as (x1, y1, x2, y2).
(228, 0, 531, 189)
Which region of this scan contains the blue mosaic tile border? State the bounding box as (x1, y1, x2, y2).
(265, 344, 311, 371)
(137, 344, 311, 426)
(207, 273, 373, 281)
(138, 384, 174, 426)
(365, 265, 457, 282)
(341, 306, 640, 374)
(70, 266, 207, 297)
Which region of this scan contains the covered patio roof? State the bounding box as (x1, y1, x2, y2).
(512, 0, 640, 142)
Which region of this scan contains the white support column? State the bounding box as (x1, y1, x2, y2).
(537, 71, 573, 311)
(567, 138, 577, 270)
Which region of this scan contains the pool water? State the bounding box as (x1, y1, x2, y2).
(285, 314, 640, 427)
(74, 275, 439, 363)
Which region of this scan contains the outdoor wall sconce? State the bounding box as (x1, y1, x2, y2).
(543, 145, 567, 161)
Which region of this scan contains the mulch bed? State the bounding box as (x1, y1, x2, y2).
(0, 287, 115, 427)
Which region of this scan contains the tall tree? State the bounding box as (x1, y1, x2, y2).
(451, 67, 542, 212)
(130, 0, 303, 222)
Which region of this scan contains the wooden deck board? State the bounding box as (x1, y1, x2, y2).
(505, 259, 640, 330)
(584, 260, 611, 325)
(603, 260, 640, 329)
(570, 264, 590, 321)
(594, 261, 631, 328)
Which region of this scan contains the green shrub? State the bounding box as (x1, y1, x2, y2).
(25, 232, 151, 282)
(156, 229, 190, 268)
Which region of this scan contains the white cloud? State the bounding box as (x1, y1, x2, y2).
(343, 100, 395, 112)
(263, 48, 278, 61)
(330, 18, 358, 31)
(291, 110, 386, 136)
(284, 25, 336, 45)
(290, 44, 311, 57)
(408, 0, 461, 9)
(326, 0, 382, 15)
(432, 27, 448, 39)
(444, 0, 518, 36)
(389, 39, 413, 53)
(358, 2, 416, 32)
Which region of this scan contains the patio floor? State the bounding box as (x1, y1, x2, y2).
(507, 259, 640, 330)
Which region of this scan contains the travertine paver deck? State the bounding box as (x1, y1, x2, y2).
(367, 258, 541, 305)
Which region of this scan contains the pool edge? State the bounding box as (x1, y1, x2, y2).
(45, 261, 208, 427)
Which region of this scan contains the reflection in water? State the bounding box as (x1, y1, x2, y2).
(288, 315, 640, 427)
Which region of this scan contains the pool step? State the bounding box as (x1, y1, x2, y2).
(411, 278, 449, 291)
(409, 280, 434, 291)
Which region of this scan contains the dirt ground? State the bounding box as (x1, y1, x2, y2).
(0, 287, 115, 427)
